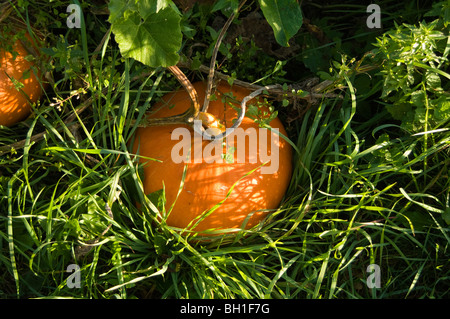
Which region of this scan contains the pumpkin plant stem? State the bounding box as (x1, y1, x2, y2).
(143, 65, 244, 140)
(138, 1, 249, 136)
(167, 65, 200, 120)
(196, 84, 279, 141)
(202, 0, 247, 114)
(140, 3, 251, 139)
(140, 65, 203, 127)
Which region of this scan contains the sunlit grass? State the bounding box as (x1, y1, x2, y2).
(1, 0, 449, 299)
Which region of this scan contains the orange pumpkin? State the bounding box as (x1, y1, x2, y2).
(132, 81, 293, 234)
(0, 33, 43, 127)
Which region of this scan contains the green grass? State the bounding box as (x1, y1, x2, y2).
(1, 0, 449, 299)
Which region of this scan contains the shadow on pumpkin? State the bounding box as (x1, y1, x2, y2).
(135, 128, 292, 234)
(131, 81, 293, 235)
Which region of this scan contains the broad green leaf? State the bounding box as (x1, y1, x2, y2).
(109, 1, 182, 67)
(108, 0, 170, 23)
(258, 0, 303, 47)
(108, 0, 138, 24)
(138, 0, 171, 14)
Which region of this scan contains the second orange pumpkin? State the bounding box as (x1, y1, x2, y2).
(0, 33, 43, 127)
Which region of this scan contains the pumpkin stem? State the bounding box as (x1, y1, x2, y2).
(167, 64, 200, 121)
(137, 65, 205, 128)
(198, 112, 225, 130)
(194, 84, 277, 141)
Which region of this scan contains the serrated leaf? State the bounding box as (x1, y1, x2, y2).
(109, 3, 182, 67)
(258, 0, 303, 47)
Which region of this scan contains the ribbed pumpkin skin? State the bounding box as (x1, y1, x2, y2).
(132, 81, 293, 233)
(0, 34, 43, 127)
